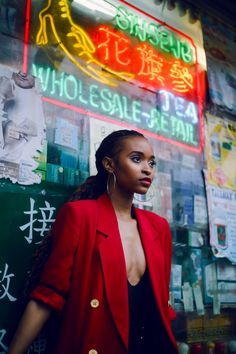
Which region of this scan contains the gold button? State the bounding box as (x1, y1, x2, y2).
(88, 350, 98, 354)
(90, 299, 99, 308)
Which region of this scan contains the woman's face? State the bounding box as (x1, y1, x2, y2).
(112, 136, 156, 195)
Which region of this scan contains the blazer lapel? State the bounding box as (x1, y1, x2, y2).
(134, 208, 167, 318)
(97, 194, 129, 350)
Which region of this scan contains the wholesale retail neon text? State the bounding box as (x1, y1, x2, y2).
(32, 64, 199, 147)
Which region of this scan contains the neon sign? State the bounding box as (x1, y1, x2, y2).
(32, 64, 199, 147)
(95, 26, 194, 93)
(35, 0, 196, 95)
(114, 6, 193, 63)
(36, 0, 133, 87)
(97, 26, 132, 68)
(22, 0, 204, 151)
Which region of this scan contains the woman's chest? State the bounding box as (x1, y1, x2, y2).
(118, 220, 146, 286)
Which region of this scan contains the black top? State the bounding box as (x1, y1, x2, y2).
(128, 270, 176, 354)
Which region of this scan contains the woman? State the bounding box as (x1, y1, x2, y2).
(8, 129, 177, 354)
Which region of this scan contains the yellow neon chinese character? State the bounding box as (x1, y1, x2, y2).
(137, 45, 165, 85)
(169, 60, 194, 93)
(97, 27, 131, 66)
(36, 0, 133, 86)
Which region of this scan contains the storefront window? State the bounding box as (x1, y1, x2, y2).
(0, 1, 235, 352)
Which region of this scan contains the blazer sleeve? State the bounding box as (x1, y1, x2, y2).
(30, 202, 81, 313)
(163, 219, 177, 321)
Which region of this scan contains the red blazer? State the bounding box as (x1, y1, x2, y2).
(31, 193, 177, 354)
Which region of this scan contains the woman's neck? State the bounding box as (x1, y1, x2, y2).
(108, 191, 134, 221)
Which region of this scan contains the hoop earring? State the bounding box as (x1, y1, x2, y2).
(106, 172, 116, 195)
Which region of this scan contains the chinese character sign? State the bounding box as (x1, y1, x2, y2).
(27, 334, 47, 354)
(93, 19, 197, 99)
(19, 198, 56, 244)
(0, 329, 8, 353)
(0, 264, 17, 302)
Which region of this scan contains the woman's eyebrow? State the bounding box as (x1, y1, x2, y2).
(129, 151, 156, 159)
(129, 150, 144, 155)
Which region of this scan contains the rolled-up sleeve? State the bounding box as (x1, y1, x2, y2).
(30, 202, 80, 313)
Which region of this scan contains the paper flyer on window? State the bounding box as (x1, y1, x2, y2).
(206, 184, 236, 263)
(205, 113, 236, 190)
(204, 262, 218, 302)
(205, 113, 236, 191)
(155, 172, 173, 222)
(217, 282, 236, 303)
(89, 118, 122, 176)
(202, 16, 236, 113)
(0, 66, 46, 185)
(217, 261, 236, 281)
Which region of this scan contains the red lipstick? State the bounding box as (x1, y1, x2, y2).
(139, 177, 152, 185)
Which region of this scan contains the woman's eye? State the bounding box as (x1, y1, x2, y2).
(131, 156, 141, 163)
(149, 160, 156, 168)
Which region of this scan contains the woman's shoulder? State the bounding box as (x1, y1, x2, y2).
(66, 198, 97, 208)
(135, 208, 171, 241)
(134, 207, 168, 225)
(57, 199, 98, 218)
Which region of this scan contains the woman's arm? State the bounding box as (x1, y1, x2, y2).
(8, 202, 82, 354)
(8, 299, 52, 354)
